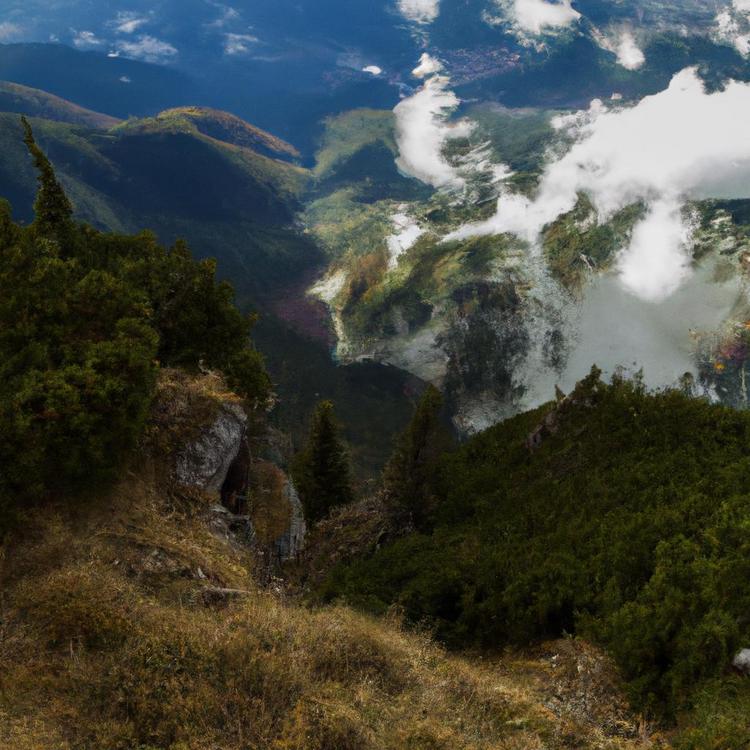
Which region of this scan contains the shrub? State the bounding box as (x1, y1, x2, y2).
(322, 369, 750, 715)
(0, 121, 270, 531)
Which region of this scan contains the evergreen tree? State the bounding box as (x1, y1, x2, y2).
(382, 385, 453, 529)
(21, 117, 73, 242)
(292, 401, 354, 524)
(0, 124, 271, 534)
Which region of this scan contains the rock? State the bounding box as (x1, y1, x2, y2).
(207, 503, 255, 546)
(274, 478, 307, 562)
(175, 402, 248, 492)
(139, 547, 188, 577)
(733, 648, 750, 675)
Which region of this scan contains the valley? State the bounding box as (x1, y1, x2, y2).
(4, 4, 750, 745)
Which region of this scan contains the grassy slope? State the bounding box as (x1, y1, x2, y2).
(0, 372, 662, 750)
(0, 81, 121, 128)
(320, 374, 750, 742)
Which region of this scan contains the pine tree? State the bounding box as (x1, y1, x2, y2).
(21, 116, 73, 241)
(292, 401, 354, 524)
(383, 385, 453, 529)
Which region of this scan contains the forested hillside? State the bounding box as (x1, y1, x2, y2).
(0, 123, 661, 750)
(320, 369, 750, 744)
(0, 118, 270, 533)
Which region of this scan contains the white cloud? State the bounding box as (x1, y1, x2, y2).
(448, 68, 750, 301)
(715, 6, 750, 56)
(617, 198, 692, 300)
(397, 0, 440, 24)
(592, 27, 645, 70)
(207, 4, 241, 28)
(412, 52, 443, 78)
(488, 0, 580, 41)
(511, 0, 580, 34)
(111, 11, 148, 35)
(223, 32, 258, 55)
(363, 65, 383, 76)
(119, 75, 132, 83)
(72, 30, 104, 49)
(394, 55, 474, 189)
(387, 212, 425, 270)
(115, 35, 178, 62)
(615, 31, 646, 70)
(0, 22, 22, 41)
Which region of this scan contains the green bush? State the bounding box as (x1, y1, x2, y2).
(321, 369, 750, 716)
(0, 121, 270, 531)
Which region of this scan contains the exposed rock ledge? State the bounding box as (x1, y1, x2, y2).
(175, 401, 248, 492)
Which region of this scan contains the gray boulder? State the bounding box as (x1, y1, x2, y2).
(175, 402, 248, 492)
(275, 479, 307, 562)
(733, 649, 750, 675)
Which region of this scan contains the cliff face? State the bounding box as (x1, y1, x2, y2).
(175, 400, 248, 493)
(158, 369, 306, 565)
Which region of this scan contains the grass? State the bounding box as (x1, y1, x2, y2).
(0, 372, 663, 750)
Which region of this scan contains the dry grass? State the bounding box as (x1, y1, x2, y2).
(0, 372, 667, 750)
(0, 469, 668, 750)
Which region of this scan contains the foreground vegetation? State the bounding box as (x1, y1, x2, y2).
(0, 363, 662, 750)
(321, 370, 750, 742)
(0, 119, 269, 533)
(2, 115, 749, 747)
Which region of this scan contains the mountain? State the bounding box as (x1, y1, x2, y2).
(0, 367, 659, 750)
(318, 368, 750, 744)
(303, 63, 750, 433)
(0, 88, 420, 477)
(148, 106, 301, 160)
(0, 105, 310, 299)
(5, 4, 750, 745)
(0, 81, 121, 128)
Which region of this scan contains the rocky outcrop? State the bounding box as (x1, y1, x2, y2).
(175, 402, 248, 492)
(275, 479, 307, 562)
(526, 368, 603, 452)
(160, 372, 306, 570)
(733, 648, 750, 675)
(208, 503, 256, 547)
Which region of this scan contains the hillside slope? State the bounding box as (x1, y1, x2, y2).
(0, 109, 313, 306)
(0, 81, 121, 128)
(0, 92, 422, 480)
(0, 370, 663, 750)
(320, 370, 750, 743)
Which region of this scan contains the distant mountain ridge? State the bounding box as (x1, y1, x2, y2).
(0, 81, 121, 129)
(0, 84, 419, 477)
(142, 107, 301, 161)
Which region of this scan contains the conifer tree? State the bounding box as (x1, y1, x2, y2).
(21, 116, 73, 241)
(383, 385, 453, 529)
(292, 401, 354, 524)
